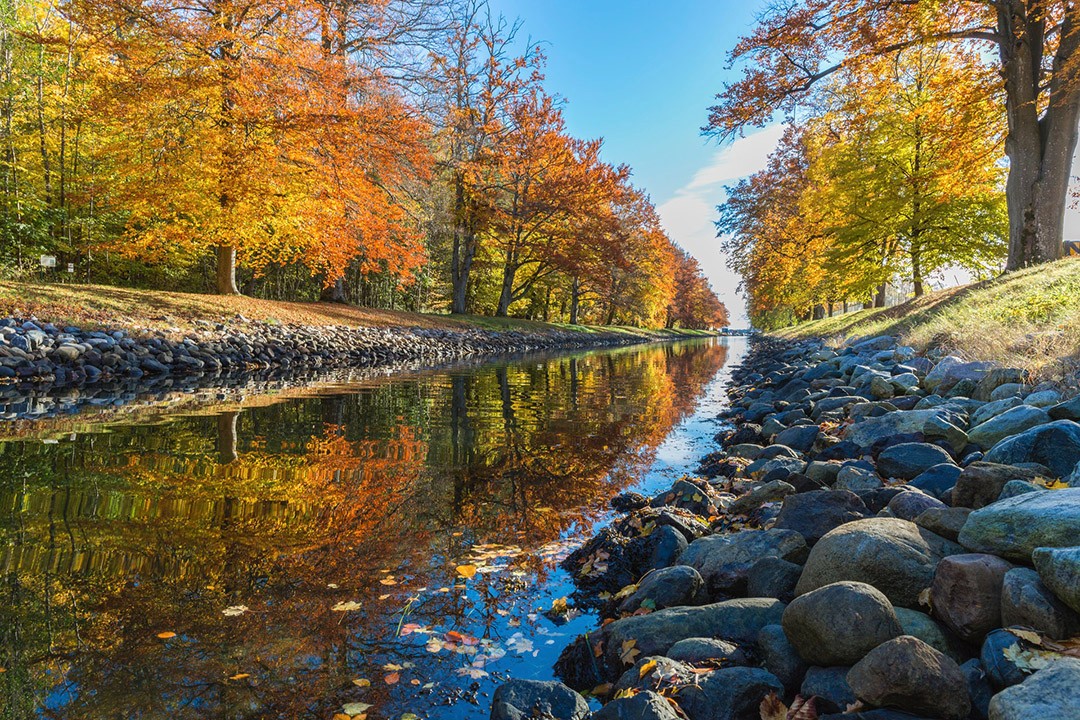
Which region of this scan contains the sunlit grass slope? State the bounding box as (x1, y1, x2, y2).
(774, 256, 1080, 380)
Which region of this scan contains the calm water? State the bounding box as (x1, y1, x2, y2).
(0, 338, 743, 720)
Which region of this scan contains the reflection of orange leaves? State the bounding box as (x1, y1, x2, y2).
(455, 564, 477, 579)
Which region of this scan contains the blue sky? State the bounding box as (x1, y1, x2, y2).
(489, 0, 770, 326)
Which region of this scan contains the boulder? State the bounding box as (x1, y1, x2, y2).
(796, 518, 963, 608)
(970, 397, 1024, 428)
(757, 624, 807, 692)
(968, 405, 1052, 450)
(980, 629, 1028, 689)
(844, 408, 965, 449)
(914, 507, 971, 543)
(986, 657, 1080, 720)
(983, 420, 1080, 477)
(952, 462, 1043, 511)
(888, 491, 947, 522)
(666, 638, 748, 666)
(490, 679, 589, 720)
(772, 490, 869, 545)
(801, 666, 857, 715)
(846, 636, 970, 720)
(961, 659, 995, 720)
(1032, 546, 1080, 614)
(782, 581, 903, 666)
(998, 480, 1043, 500)
(835, 465, 884, 493)
(958, 489, 1080, 561)
(648, 525, 688, 570)
(727, 480, 796, 515)
(775, 425, 820, 454)
(674, 667, 784, 720)
(930, 554, 1013, 642)
(894, 607, 965, 662)
(651, 479, 721, 516)
(1000, 567, 1080, 640)
(682, 529, 807, 595)
(924, 356, 995, 394)
(909, 464, 963, 501)
(746, 557, 802, 602)
(877, 443, 955, 481)
(591, 691, 682, 720)
(613, 656, 696, 697)
(618, 566, 705, 614)
(1047, 395, 1080, 421)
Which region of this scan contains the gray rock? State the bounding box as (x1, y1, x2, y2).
(796, 518, 963, 608)
(1025, 389, 1062, 408)
(490, 679, 589, 720)
(910, 463, 964, 500)
(844, 409, 968, 450)
(773, 489, 868, 545)
(775, 425, 820, 454)
(618, 566, 704, 614)
(729, 443, 764, 460)
(958, 489, 1080, 561)
(801, 666, 857, 714)
(952, 462, 1043, 510)
(980, 628, 1028, 689)
(990, 383, 1026, 401)
(1048, 395, 1080, 421)
(847, 635, 971, 720)
(1000, 567, 1080, 640)
(757, 624, 807, 692)
(782, 581, 903, 666)
(975, 367, 1027, 402)
(983, 420, 1080, 477)
(914, 507, 972, 542)
(970, 397, 1024, 428)
(727, 480, 796, 515)
(601, 598, 786, 669)
(987, 657, 1080, 720)
(1033, 546, 1080, 614)
(674, 667, 784, 720)
(612, 656, 696, 696)
(877, 443, 954, 480)
(962, 659, 995, 720)
(591, 691, 681, 720)
(930, 553, 1013, 642)
(888, 491, 947, 521)
(666, 638, 747, 666)
(682, 529, 806, 595)
(649, 525, 688, 569)
(894, 607, 965, 662)
(998, 480, 1043, 500)
(805, 461, 842, 485)
(968, 405, 1053, 450)
(835, 465, 884, 493)
(924, 356, 995, 394)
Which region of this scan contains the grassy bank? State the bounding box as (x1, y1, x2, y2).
(774, 256, 1080, 380)
(0, 281, 714, 340)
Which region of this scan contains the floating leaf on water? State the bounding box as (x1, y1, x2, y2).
(341, 702, 372, 714)
(156, 632, 176, 639)
(456, 666, 489, 679)
(383, 663, 404, 671)
(222, 605, 249, 617)
(380, 577, 398, 586)
(456, 564, 478, 579)
(384, 672, 400, 684)
(550, 597, 569, 615)
(333, 601, 363, 612)
(401, 714, 419, 720)
(227, 673, 250, 681)
(352, 678, 371, 688)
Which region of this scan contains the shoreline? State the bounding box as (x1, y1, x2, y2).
(490, 334, 1080, 720)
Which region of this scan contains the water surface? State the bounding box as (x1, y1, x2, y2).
(1, 338, 742, 719)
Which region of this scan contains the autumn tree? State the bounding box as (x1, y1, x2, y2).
(707, 0, 1080, 271)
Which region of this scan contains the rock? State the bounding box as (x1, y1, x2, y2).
(968, 405, 1052, 450)
(757, 624, 808, 692)
(666, 638, 748, 666)
(997, 480, 1043, 500)
(970, 397, 1024, 428)
(877, 443, 955, 481)
(930, 553, 1013, 642)
(1025, 389, 1062, 408)
(612, 656, 696, 696)
(843, 409, 967, 450)
(611, 492, 649, 512)
(591, 691, 682, 720)
(986, 657, 1080, 720)
(958, 489, 1080, 561)
(682, 529, 807, 595)
(909, 464, 963, 501)
(914, 507, 971, 542)
(1032, 546, 1080, 614)
(952, 462, 1042, 510)
(782, 581, 903, 666)
(490, 679, 589, 720)
(980, 629, 1027, 689)
(648, 525, 688, 569)
(961, 659, 995, 720)
(775, 425, 820, 454)
(835, 465, 884, 493)
(975, 368, 1027, 402)
(983, 420, 1080, 477)
(894, 607, 964, 662)
(888, 491, 947, 522)
(1048, 395, 1080, 421)
(618, 566, 704, 614)
(651, 479, 721, 516)
(746, 557, 802, 602)
(1000, 567, 1080, 640)
(796, 518, 963, 608)
(674, 667, 784, 720)
(802, 666, 858, 714)
(727, 480, 796, 515)
(599, 599, 787, 674)
(991, 383, 1025, 401)
(847, 636, 970, 720)
(773, 490, 869, 545)
(924, 356, 995, 394)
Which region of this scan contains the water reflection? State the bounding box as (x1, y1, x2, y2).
(1, 340, 731, 720)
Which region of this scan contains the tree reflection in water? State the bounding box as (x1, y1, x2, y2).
(1, 340, 730, 720)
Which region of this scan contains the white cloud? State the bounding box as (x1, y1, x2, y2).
(658, 125, 784, 328)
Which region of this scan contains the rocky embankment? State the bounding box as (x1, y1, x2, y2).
(490, 335, 1080, 720)
(0, 315, 659, 416)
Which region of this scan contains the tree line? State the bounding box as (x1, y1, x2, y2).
(0, 0, 728, 329)
(709, 1, 1080, 330)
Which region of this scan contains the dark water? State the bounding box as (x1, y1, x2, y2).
(0, 338, 743, 720)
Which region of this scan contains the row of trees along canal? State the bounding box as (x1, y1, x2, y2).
(711, 1, 1080, 330)
(0, 0, 728, 329)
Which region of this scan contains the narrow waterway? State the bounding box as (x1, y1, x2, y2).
(1, 337, 745, 720)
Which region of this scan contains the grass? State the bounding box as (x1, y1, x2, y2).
(774, 255, 1080, 381)
(0, 280, 712, 340)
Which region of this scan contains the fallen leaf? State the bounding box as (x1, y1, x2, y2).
(380, 577, 398, 586)
(619, 639, 640, 666)
(222, 605, 249, 617)
(352, 678, 371, 688)
(156, 632, 176, 639)
(384, 672, 400, 685)
(228, 673, 250, 681)
(331, 714, 351, 720)
(333, 601, 363, 612)
(759, 691, 788, 720)
(1007, 628, 1044, 646)
(550, 597, 569, 615)
(787, 694, 819, 720)
(342, 702, 372, 714)
(456, 564, 478, 579)
(638, 659, 658, 678)
(591, 683, 613, 696)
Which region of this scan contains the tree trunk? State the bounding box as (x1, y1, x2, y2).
(450, 177, 475, 315)
(998, 3, 1080, 270)
(495, 257, 515, 317)
(320, 277, 347, 303)
(911, 244, 924, 298)
(216, 244, 239, 295)
(874, 283, 886, 308)
(569, 276, 581, 325)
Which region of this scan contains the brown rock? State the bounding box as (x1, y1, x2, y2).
(930, 553, 1013, 643)
(847, 635, 970, 720)
(951, 462, 1041, 510)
